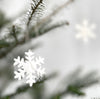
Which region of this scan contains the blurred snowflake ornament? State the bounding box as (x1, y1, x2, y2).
(75, 20, 96, 42)
(13, 50, 46, 87)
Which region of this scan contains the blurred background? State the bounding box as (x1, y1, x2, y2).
(0, 0, 100, 99)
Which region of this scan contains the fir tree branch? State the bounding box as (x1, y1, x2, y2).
(27, 0, 43, 26)
(39, 21, 69, 34)
(25, 0, 44, 41)
(29, 20, 69, 37)
(0, 21, 69, 58)
(26, 0, 74, 39)
(0, 73, 57, 99)
(35, 0, 74, 28)
(49, 69, 100, 99)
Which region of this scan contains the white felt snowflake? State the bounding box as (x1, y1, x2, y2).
(75, 20, 96, 42)
(13, 50, 46, 87)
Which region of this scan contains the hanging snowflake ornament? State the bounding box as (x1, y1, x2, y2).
(13, 50, 46, 87)
(75, 20, 96, 42)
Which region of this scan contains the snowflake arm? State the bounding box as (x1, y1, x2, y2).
(14, 56, 24, 68)
(14, 69, 25, 80)
(35, 56, 44, 65)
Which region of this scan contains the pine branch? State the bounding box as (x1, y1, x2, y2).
(26, 0, 74, 39)
(0, 73, 57, 99)
(0, 21, 69, 58)
(49, 69, 100, 99)
(35, 0, 74, 28)
(28, 20, 69, 38)
(39, 21, 69, 34)
(25, 0, 44, 41)
(27, 0, 43, 26)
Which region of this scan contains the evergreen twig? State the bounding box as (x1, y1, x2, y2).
(49, 69, 100, 99)
(40, 21, 69, 34)
(27, 0, 43, 26)
(0, 73, 57, 99)
(35, 0, 74, 28)
(25, 0, 43, 41)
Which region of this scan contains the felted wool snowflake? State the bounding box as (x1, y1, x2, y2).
(75, 20, 96, 42)
(13, 50, 46, 87)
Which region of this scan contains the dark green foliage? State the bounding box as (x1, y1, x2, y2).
(67, 85, 85, 96)
(50, 94, 61, 99)
(30, 83, 45, 99)
(0, 40, 10, 48)
(0, 11, 10, 29)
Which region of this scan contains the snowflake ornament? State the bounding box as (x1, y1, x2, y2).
(75, 20, 96, 42)
(13, 50, 46, 87)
